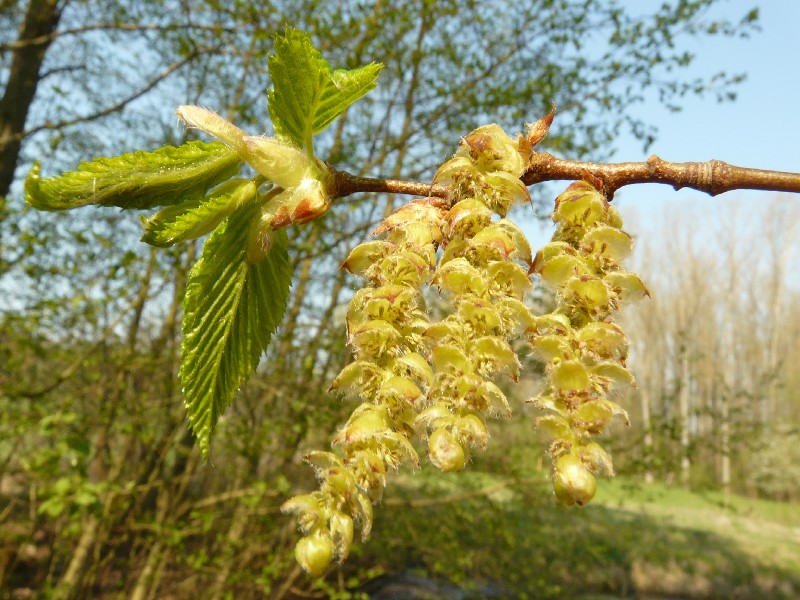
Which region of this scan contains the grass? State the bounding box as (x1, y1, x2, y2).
(353, 469, 800, 599)
(594, 478, 800, 573)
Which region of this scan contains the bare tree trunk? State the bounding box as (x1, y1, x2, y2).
(719, 393, 731, 494)
(129, 541, 164, 600)
(678, 346, 691, 488)
(0, 0, 62, 196)
(640, 383, 654, 484)
(51, 518, 98, 600)
(208, 477, 250, 600)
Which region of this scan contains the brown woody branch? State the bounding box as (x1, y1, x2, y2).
(0, 22, 239, 52)
(522, 153, 800, 199)
(331, 154, 800, 202)
(20, 51, 202, 140)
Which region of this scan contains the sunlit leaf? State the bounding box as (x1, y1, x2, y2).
(181, 204, 292, 458)
(268, 27, 382, 148)
(141, 179, 257, 247)
(26, 141, 240, 211)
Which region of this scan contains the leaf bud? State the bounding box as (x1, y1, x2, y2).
(525, 104, 556, 148)
(177, 105, 328, 190)
(243, 136, 324, 189)
(264, 178, 330, 230)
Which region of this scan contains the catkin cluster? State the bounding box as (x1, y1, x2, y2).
(530, 180, 648, 505)
(283, 123, 538, 575)
(281, 198, 446, 575)
(417, 125, 537, 471)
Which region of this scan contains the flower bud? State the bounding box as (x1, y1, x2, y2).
(457, 124, 526, 176)
(553, 453, 596, 506)
(579, 442, 614, 477)
(457, 413, 489, 449)
(295, 532, 334, 576)
(329, 511, 355, 560)
(484, 171, 531, 215)
(428, 428, 466, 472)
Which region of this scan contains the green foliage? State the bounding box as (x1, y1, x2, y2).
(18, 27, 383, 459)
(24, 141, 241, 211)
(181, 205, 292, 458)
(267, 28, 382, 150)
(141, 178, 258, 247)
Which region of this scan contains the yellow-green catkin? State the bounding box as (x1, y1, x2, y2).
(282, 123, 541, 575)
(417, 124, 537, 472)
(281, 195, 446, 575)
(530, 180, 649, 506)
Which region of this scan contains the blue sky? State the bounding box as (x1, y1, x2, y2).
(615, 1, 799, 194)
(524, 1, 800, 284)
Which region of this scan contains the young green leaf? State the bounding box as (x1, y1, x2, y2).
(181, 204, 292, 458)
(141, 179, 257, 247)
(25, 141, 241, 211)
(267, 28, 382, 149)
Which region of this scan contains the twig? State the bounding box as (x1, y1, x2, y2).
(0, 22, 239, 52)
(331, 168, 448, 199)
(522, 152, 800, 199)
(331, 154, 800, 202)
(20, 51, 202, 140)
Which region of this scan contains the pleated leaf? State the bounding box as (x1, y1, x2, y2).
(181, 204, 292, 458)
(26, 141, 241, 211)
(268, 27, 382, 148)
(141, 179, 257, 247)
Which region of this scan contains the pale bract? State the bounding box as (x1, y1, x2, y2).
(176, 105, 326, 189)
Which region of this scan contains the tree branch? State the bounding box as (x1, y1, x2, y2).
(0, 22, 238, 52)
(331, 153, 800, 202)
(522, 153, 800, 199)
(20, 51, 201, 139)
(331, 168, 448, 199)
